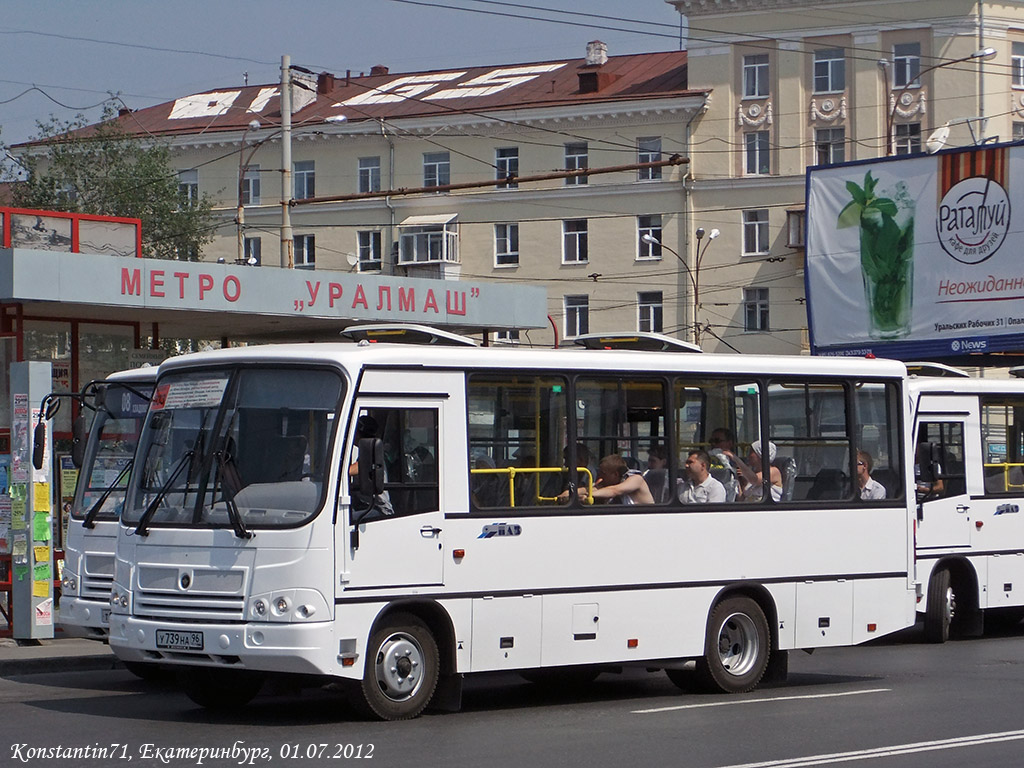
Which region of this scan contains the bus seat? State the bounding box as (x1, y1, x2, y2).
(276, 435, 308, 482)
(643, 468, 670, 503)
(871, 467, 897, 498)
(708, 465, 738, 502)
(775, 456, 798, 501)
(807, 468, 848, 500)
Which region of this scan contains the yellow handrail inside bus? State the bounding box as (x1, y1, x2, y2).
(983, 462, 1024, 492)
(470, 466, 595, 505)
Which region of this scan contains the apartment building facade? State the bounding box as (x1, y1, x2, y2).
(675, 0, 1024, 354)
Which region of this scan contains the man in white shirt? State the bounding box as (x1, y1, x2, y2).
(857, 449, 886, 500)
(678, 449, 727, 504)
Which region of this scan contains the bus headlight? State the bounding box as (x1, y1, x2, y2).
(61, 572, 79, 594)
(248, 589, 327, 623)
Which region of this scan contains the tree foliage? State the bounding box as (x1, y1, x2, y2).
(11, 102, 215, 260)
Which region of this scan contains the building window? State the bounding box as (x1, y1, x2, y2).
(293, 160, 315, 200)
(638, 291, 663, 333)
(1014, 42, 1024, 88)
(243, 236, 261, 266)
(177, 169, 198, 206)
(564, 295, 589, 337)
(894, 123, 921, 155)
(815, 127, 846, 165)
(562, 219, 588, 263)
(359, 157, 381, 193)
(495, 330, 520, 344)
(638, 215, 662, 260)
(744, 287, 769, 332)
(398, 220, 459, 264)
(241, 164, 260, 205)
(495, 223, 519, 266)
(357, 230, 382, 271)
(423, 152, 450, 187)
(742, 209, 770, 255)
(813, 48, 845, 93)
(745, 131, 770, 175)
(294, 234, 315, 269)
(786, 209, 806, 248)
(893, 42, 921, 88)
(496, 147, 518, 189)
(565, 142, 588, 185)
(743, 54, 770, 97)
(637, 137, 662, 180)
(1014, 122, 1024, 142)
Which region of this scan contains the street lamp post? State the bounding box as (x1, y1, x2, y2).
(237, 119, 262, 264)
(881, 47, 996, 156)
(642, 228, 718, 346)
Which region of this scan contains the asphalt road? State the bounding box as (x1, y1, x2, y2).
(1, 622, 1022, 768)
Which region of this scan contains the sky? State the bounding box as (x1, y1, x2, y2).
(0, 0, 686, 148)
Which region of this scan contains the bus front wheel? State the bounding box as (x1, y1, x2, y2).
(924, 567, 955, 643)
(357, 614, 439, 721)
(694, 596, 770, 694)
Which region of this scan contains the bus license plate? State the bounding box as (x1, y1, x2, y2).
(155, 629, 204, 651)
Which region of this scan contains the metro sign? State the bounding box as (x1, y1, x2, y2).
(335, 63, 566, 107)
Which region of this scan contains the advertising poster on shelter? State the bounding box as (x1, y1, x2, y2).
(806, 143, 1024, 358)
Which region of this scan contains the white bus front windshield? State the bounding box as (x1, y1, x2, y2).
(72, 381, 154, 521)
(123, 367, 343, 530)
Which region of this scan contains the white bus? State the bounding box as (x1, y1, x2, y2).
(910, 369, 1024, 642)
(108, 332, 916, 719)
(58, 369, 155, 654)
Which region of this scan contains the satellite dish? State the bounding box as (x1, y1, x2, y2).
(926, 123, 950, 154)
(346, 252, 359, 267)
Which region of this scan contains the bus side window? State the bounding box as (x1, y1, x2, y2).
(352, 406, 440, 517)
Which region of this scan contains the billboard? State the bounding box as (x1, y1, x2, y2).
(806, 143, 1024, 359)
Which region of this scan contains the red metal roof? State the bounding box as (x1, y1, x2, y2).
(83, 50, 697, 141)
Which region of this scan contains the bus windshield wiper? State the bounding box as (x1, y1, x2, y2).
(82, 459, 134, 529)
(134, 449, 193, 537)
(215, 449, 252, 539)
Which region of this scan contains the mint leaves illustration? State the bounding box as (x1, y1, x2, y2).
(837, 171, 914, 335)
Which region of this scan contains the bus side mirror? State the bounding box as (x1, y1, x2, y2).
(32, 422, 46, 470)
(358, 437, 385, 496)
(71, 413, 88, 469)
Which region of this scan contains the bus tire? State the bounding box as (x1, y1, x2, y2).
(924, 567, 955, 644)
(357, 614, 439, 721)
(695, 596, 770, 694)
(178, 667, 264, 710)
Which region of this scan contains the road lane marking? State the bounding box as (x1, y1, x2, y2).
(633, 688, 891, 714)
(711, 729, 1024, 768)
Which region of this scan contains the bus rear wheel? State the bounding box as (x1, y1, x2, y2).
(695, 596, 770, 694)
(924, 567, 955, 644)
(356, 614, 439, 721)
(178, 667, 264, 709)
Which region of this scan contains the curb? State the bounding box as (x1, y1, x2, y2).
(0, 653, 121, 676)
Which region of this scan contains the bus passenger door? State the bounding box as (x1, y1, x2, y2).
(341, 397, 450, 590)
(915, 412, 975, 551)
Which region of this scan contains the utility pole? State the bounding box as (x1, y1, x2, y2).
(280, 55, 294, 269)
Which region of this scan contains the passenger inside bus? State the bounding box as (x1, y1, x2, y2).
(734, 440, 783, 502)
(857, 449, 886, 500)
(581, 453, 655, 505)
(677, 449, 727, 504)
(643, 445, 670, 503)
(707, 428, 740, 502)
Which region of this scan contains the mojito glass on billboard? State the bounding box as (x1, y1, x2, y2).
(806, 144, 1020, 359)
